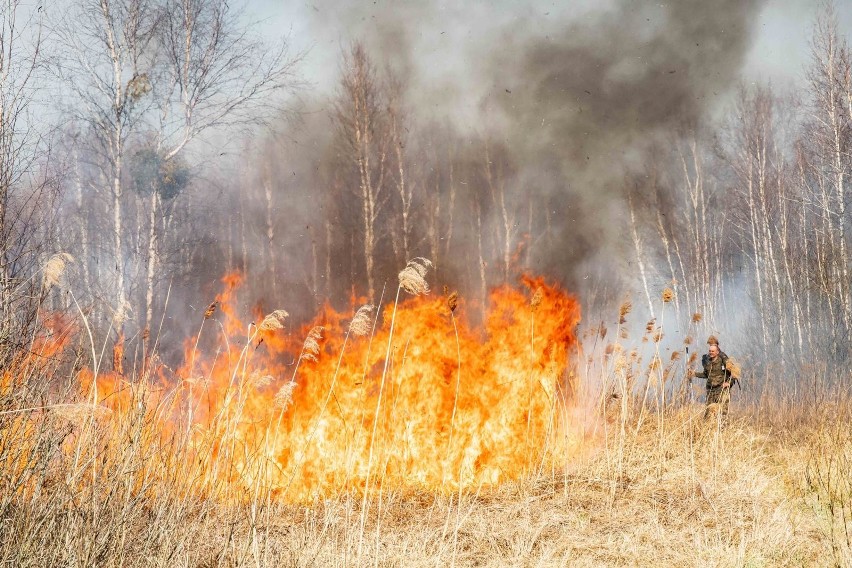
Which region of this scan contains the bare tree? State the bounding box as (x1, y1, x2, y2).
(386, 72, 415, 265)
(483, 141, 518, 283)
(140, 0, 300, 357)
(54, 0, 302, 365)
(807, 6, 852, 331)
(156, 0, 300, 159)
(53, 0, 159, 371)
(0, 1, 59, 353)
(333, 43, 388, 302)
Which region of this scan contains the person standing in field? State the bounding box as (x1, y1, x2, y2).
(691, 335, 739, 420)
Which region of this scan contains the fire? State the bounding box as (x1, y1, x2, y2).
(92, 273, 581, 502)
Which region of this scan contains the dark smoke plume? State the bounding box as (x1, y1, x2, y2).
(299, 0, 766, 292)
(492, 0, 764, 182)
(486, 0, 767, 282)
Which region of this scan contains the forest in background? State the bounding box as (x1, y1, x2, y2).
(3, 2, 852, 566)
(1, 0, 851, 379)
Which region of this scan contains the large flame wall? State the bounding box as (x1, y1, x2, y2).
(94, 274, 581, 502)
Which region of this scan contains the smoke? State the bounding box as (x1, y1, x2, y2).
(493, 0, 765, 179)
(300, 0, 767, 289)
(488, 0, 767, 286)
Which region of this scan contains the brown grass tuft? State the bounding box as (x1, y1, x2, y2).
(447, 291, 459, 313)
(692, 312, 703, 323)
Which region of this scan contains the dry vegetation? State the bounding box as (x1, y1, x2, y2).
(3, 2, 852, 565)
(2, 296, 851, 568)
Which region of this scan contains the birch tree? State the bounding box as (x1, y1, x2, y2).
(333, 43, 388, 302)
(55, 0, 302, 365)
(53, 0, 158, 371)
(807, 7, 852, 331)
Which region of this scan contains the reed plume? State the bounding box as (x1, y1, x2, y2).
(258, 309, 289, 332)
(274, 380, 297, 409)
(349, 304, 375, 337)
(204, 302, 218, 319)
(447, 291, 459, 313)
(618, 299, 632, 323)
(51, 402, 112, 423)
(398, 257, 432, 295)
(112, 299, 132, 328)
(301, 326, 324, 362)
(248, 372, 272, 388)
(661, 288, 675, 303)
(531, 288, 543, 309)
(42, 253, 74, 291)
(648, 355, 661, 371)
(726, 357, 742, 378)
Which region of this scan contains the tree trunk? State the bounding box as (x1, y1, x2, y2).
(143, 189, 159, 362)
(112, 147, 126, 374)
(264, 174, 277, 285)
(627, 189, 654, 319)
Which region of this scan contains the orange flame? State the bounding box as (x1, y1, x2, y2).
(91, 273, 581, 502)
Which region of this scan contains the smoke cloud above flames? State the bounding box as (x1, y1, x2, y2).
(295, 0, 766, 287)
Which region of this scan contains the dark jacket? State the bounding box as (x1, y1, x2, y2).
(694, 352, 733, 389)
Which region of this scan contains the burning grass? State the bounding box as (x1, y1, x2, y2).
(0, 392, 842, 566)
(0, 273, 849, 566)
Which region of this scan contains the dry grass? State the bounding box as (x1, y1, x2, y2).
(2, 373, 846, 566)
(235, 411, 834, 567)
(1, 289, 850, 567)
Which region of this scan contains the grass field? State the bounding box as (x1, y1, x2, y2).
(1, 279, 850, 567)
(3, 392, 848, 567)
